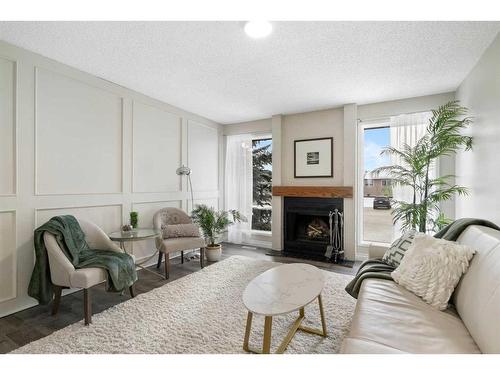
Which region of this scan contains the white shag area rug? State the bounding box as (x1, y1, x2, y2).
(13, 256, 355, 354)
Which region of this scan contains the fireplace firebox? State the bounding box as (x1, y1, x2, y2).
(283, 196, 344, 262)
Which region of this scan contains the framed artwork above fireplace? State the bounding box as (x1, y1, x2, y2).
(294, 137, 333, 178)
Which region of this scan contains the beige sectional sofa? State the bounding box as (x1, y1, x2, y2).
(340, 225, 500, 354)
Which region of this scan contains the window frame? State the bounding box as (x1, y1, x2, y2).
(357, 119, 392, 248)
(251, 136, 273, 233)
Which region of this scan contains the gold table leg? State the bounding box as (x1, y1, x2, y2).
(242, 293, 327, 354)
(242, 315, 277, 354)
(243, 311, 253, 352)
(262, 316, 273, 354)
(275, 314, 304, 353)
(318, 294, 328, 336)
(297, 295, 328, 337)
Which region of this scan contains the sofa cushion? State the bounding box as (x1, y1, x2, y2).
(392, 233, 476, 310)
(341, 278, 480, 354)
(158, 237, 205, 254)
(70, 267, 107, 289)
(340, 337, 406, 354)
(382, 230, 416, 267)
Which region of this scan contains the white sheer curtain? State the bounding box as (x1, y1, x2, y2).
(390, 111, 434, 238)
(225, 134, 253, 244)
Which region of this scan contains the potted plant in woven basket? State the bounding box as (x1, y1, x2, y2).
(191, 204, 244, 261)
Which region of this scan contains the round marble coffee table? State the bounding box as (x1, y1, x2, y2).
(242, 263, 327, 354)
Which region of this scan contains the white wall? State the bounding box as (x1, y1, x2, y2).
(0, 41, 222, 317)
(271, 115, 283, 250)
(357, 92, 456, 121)
(281, 108, 344, 185)
(455, 33, 500, 223)
(222, 118, 272, 136)
(343, 104, 358, 261)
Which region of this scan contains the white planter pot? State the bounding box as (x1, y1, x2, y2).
(205, 244, 222, 262)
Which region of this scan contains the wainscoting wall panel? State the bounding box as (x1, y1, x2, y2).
(189, 198, 220, 213)
(132, 101, 182, 193)
(0, 211, 16, 303)
(0, 40, 222, 318)
(0, 57, 16, 196)
(36, 205, 123, 234)
(188, 120, 219, 192)
(35, 68, 124, 195)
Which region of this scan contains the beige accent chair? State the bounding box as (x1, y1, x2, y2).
(44, 218, 135, 325)
(154, 207, 205, 279)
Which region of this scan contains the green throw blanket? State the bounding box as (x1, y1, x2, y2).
(28, 215, 137, 305)
(345, 218, 500, 298)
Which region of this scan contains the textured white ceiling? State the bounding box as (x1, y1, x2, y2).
(0, 21, 499, 124)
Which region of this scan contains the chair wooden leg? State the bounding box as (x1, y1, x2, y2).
(200, 248, 205, 269)
(52, 285, 62, 316)
(156, 252, 163, 268)
(84, 288, 92, 325)
(129, 284, 135, 298)
(164, 253, 170, 279)
(181, 251, 184, 264)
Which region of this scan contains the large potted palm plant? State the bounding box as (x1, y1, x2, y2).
(374, 101, 473, 233)
(191, 204, 244, 261)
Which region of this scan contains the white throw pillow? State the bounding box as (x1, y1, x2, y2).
(391, 233, 476, 310)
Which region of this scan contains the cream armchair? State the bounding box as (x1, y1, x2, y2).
(154, 208, 205, 279)
(45, 218, 135, 325)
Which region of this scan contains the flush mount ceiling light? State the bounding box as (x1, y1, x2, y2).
(244, 21, 273, 39)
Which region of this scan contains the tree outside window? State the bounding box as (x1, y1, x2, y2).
(252, 139, 272, 231)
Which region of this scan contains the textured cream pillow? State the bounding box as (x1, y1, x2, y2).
(391, 233, 475, 310)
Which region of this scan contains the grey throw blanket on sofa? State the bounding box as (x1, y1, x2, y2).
(345, 218, 500, 298)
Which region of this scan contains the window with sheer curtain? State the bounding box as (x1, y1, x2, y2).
(225, 134, 253, 244)
(225, 134, 273, 245)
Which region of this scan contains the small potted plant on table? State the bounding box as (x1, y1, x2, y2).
(191, 204, 244, 262)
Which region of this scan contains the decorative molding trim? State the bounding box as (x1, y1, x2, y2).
(131, 199, 182, 207)
(0, 209, 17, 303)
(34, 203, 123, 228)
(0, 56, 17, 197)
(187, 119, 220, 192)
(131, 100, 183, 194)
(33, 66, 124, 196)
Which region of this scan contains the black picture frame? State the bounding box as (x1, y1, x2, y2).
(294, 137, 333, 178)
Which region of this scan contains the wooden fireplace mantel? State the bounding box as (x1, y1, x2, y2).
(272, 186, 353, 198)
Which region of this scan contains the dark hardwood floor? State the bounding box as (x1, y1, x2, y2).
(0, 244, 360, 354)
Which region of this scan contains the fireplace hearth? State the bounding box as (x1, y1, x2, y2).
(284, 196, 344, 263)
